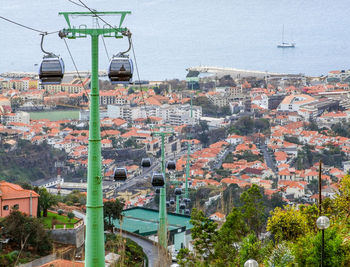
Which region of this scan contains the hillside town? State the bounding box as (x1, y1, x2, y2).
(1, 67, 350, 266)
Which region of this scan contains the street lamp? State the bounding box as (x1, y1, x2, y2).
(244, 259, 259, 267)
(316, 216, 330, 267)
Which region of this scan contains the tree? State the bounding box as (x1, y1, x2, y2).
(267, 205, 309, 242)
(334, 175, 350, 219)
(67, 212, 75, 222)
(176, 248, 196, 267)
(239, 233, 263, 266)
(2, 210, 52, 255)
(265, 242, 295, 267)
(293, 228, 347, 267)
(218, 75, 236, 87)
(240, 185, 265, 236)
(64, 190, 86, 205)
(103, 199, 124, 229)
(214, 207, 248, 264)
(128, 87, 135, 95)
(124, 137, 139, 148)
(36, 187, 58, 217)
(189, 208, 218, 263)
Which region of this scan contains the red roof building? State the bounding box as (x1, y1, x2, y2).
(0, 181, 39, 217)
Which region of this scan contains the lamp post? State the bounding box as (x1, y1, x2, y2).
(316, 216, 330, 267)
(244, 259, 259, 267)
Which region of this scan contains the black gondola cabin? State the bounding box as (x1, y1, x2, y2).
(39, 56, 65, 85)
(114, 167, 127, 181)
(141, 158, 151, 168)
(151, 173, 165, 188)
(166, 160, 176, 171)
(108, 56, 133, 84)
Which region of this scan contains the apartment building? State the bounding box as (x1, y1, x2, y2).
(107, 104, 202, 125)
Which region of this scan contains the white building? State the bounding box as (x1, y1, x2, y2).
(277, 94, 316, 112)
(107, 104, 202, 125)
(1, 111, 30, 124)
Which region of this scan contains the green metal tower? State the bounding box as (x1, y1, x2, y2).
(185, 141, 191, 200)
(151, 130, 174, 248)
(58, 11, 131, 267)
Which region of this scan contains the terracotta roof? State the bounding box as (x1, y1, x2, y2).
(210, 212, 225, 219)
(39, 259, 84, 267)
(0, 181, 39, 199)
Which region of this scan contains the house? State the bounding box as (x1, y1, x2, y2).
(226, 134, 245, 145)
(278, 180, 307, 199)
(0, 181, 39, 217)
(209, 212, 226, 222)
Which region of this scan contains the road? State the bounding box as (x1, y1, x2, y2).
(212, 144, 236, 170)
(121, 232, 160, 267)
(260, 143, 277, 173)
(114, 148, 197, 193)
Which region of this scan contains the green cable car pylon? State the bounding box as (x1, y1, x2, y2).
(58, 11, 131, 267)
(151, 130, 174, 249)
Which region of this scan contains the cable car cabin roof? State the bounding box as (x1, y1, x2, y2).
(108, 57, 133, 84)
(141, 158, 151, 168)
(174, 188, 182, 195)
(39, 57, 65, 85)
(151, 173, 165, 187)
(166, 160, 176, 170)
(114, 168, 127, 181)
(184, 198, 191, 204)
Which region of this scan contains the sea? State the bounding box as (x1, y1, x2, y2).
(0, 0, 350, 80)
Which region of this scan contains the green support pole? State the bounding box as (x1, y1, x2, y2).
(159, 134, 168, 248)
(152, 130, 173, 248)
(85, 33, 105, 267)
(176, 195, 180, 213)
(185, 142, 190, 199)
(58, 11, 131, 267)
(190, 83, 193, 119)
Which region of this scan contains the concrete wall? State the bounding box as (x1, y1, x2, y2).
(19, 254, 56, 267)
(48, 224, 85, 248)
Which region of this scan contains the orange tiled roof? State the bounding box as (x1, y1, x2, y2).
(39, 259, 84, 267)
(0, 181, 39, 200)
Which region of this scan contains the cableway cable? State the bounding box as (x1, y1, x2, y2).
(0, 15, 59, 35)
(62, 38, 90, 102)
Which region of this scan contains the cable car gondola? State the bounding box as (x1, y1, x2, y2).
(166, 160, 176, 171)
(166, 201, 170, 208)
(108, 55, 133, 84)
(170, 199, 175, 205)
(141, 158, 151, 168)
(151, 173, 165, 188)
(114, 167, 127, 182)
(184, 198, 191, 204)
(174, 188, 182, 196)
(184, 209, 190, 215)
(38, 34, 64, 85)
(179, 202, 186, 210)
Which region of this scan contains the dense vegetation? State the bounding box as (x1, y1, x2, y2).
(192, 96, 231, 117)
(105, 233, 146, 267)
(228, 116, 270, 136)
(177, 177, 350, 266)
(294, 144, 347, 169)
(0, 139, 67, 183)
(0, 210, 53, 266)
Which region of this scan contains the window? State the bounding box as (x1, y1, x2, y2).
(13, 204, 19, 210)
(3, 205, 8, 211)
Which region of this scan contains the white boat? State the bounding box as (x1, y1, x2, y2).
(277, 25, 295, 48)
